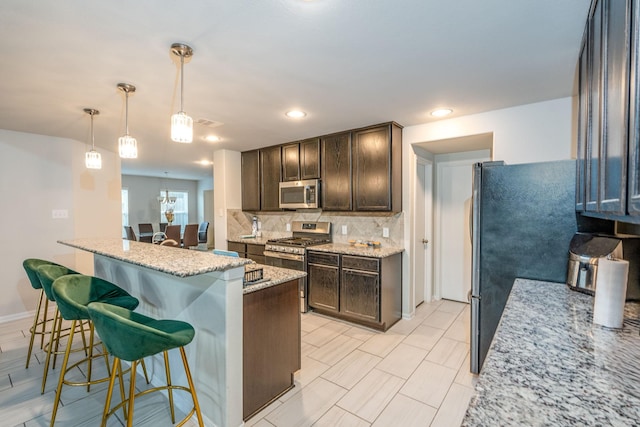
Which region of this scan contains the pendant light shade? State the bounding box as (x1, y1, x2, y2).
(117, 83, 138, 158)
(84, 108, 102, 169)
(170, 43, 194, 143)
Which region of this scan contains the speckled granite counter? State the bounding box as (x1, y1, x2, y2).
(60, 238, 251, 277)
(227, 236, 270, 245)
(309, 242, 404, 258)
(243, 263, 306, 294)
(463, 278, 640, 426)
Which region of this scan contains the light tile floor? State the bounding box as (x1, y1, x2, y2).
(0, 299, 476, 426)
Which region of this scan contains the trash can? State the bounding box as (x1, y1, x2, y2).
(567, 233, 623, 295)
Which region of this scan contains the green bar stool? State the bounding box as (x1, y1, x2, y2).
(87, 301, 204, 427)
(22, 259, 66, 369)
(48, 274, 142, 426)
(34, 264, 82, 394)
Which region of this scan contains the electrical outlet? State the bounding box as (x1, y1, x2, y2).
(341, 225, 348, 235)
(52, 209, 68, 219)
(382, 227, 389, 238)
(286, 223, 291, 232)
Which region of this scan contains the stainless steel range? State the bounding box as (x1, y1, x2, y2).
(264, 221, 331, 312)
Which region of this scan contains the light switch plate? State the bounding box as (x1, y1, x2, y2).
(52, 209, 68, 219)
(383, 227, 389, 238)
(286, 223, 291, 232)
(341, 225, 347, 235)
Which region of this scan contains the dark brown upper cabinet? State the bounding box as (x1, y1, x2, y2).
(260, 146, 282, 211)
(352, 123, 402, 212)
(241, 122, 401, 212)
(282, 138, 320, 182)
(282, 143, 300, 182)
(321, 132, 353, 211)
(241, 150, 260, 211)
(300, 138, 320, 180)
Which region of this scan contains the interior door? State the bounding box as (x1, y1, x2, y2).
(414, 158, 432, 305)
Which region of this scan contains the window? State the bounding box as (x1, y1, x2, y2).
(122, 188, 129, 238)
(160, 190, 189, 233)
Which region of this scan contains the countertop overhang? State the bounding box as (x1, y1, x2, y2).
(59, 238, 252, 277)
(463, 278, 640, 426)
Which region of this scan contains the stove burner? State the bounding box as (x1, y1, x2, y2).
(267, 237, 331, 247)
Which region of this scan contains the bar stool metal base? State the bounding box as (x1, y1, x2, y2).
(102, 348, 203, 427)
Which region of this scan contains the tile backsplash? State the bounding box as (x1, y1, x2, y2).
(227, 209, 404, 247)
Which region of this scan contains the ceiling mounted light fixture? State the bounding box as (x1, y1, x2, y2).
(285, 110, 307, 119)
(431, 108, 453, 118)
(117, 83, 138, 158)
(170, 43, 194, 143)
(84, 108, 102, 169)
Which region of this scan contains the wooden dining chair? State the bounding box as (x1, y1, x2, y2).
(182, 224, 199, 249)
(164, 225, 181, 247)
(159, 222, 168, 233)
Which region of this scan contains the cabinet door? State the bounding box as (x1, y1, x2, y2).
(628, 1, 640, 215)
(241, 150, 261, 211)
(598, 0, 630, 214)
(585, 0, 603, 212)
(260, 146, 282, 211)
(576, 39, 588, 212)
(340, 268, 379, 322)
(353, 125, 392, 211)
(307, 263, 340, 312)
(282, 143, 300, 182)
(300, 138, 320, 180)
(321, 132, 352, 210)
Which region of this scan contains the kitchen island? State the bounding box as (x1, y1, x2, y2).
(59, 238, 304, 427)
(463, 278, 640, 426)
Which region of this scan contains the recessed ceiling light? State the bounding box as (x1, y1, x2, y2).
(196, 160, 213, 166)
(431, 108, 453, 117)
(204, 135, 221, 142)
(285, 110, 307, 119)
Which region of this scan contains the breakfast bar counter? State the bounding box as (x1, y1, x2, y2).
(463, 278, 640, 426)
(59, 238, 290, 427)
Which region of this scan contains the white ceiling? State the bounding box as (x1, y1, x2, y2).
(0, 0, 590, 180)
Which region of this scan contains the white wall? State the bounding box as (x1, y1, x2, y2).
(121, 174, 199, 232)
(213, 149, 242, 249)
(1, 129, 121, 320)
(401, 97, 575, 317)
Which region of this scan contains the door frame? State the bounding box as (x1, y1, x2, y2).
(410, 153, 434, 312)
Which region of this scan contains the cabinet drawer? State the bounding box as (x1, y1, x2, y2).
(342, 255, 378, 272)
(246, 243, 265, 256)
(307, 251, 340, 266)
(228, 241, 245, 253)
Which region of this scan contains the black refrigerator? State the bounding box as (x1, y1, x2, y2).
(470, 159, 583, 374)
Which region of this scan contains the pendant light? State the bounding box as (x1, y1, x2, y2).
(84, 108, 102, 169)
(117, 83, 138, 158)
(170, 43, 194, 143)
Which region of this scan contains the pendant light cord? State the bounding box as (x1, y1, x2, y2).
(180, 54, 185, 113)
(90, 112, 95, 150)
(125, 92, 129, 135)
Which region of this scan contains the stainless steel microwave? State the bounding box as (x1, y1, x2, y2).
(279, 179, 320, 209)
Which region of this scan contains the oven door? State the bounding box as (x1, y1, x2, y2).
(264, 251, 308, 312)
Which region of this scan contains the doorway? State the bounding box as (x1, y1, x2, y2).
(411, 133, 493, 309)
(413, 157, 433, 306)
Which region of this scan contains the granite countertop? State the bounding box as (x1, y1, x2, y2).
(463, 278, 640, 426)
(227, 236, 271, 245)
(243, 263, 306, 294)
(59, 238, 252, 278)
(308, 242, 404, 258)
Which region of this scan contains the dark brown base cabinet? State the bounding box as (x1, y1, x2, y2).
(243, 279, 301, 420)
(227, 241, 266, 264)
(307, 251, 402, 331)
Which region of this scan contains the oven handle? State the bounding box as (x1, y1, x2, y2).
(264, 250, 304, 262)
